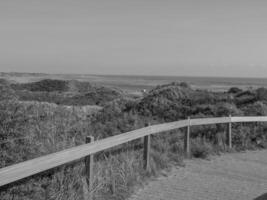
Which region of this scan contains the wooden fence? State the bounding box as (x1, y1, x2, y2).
(1, 115, 267, 194)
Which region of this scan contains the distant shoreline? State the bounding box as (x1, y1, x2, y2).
(1, 71, 267, 80)
(1, 72, 267, 92)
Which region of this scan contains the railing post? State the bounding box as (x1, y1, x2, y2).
(143, 123, 151, 172)
(184, 117, 191, 158)
(226, 115, 232, 149)
(85, 136, 94, 200)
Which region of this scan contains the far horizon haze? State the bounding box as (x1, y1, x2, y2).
(1, 0, 267, 78)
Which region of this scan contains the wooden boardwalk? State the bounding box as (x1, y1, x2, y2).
(130, 150, 267, 200)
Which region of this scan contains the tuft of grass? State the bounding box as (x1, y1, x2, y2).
(191, 138, 213, 159)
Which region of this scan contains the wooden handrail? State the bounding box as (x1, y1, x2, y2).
(190, 117, 230, 126)
(231, 116, 267, 123)
(0, 116, 266, 188)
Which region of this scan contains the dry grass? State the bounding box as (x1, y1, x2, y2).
(0, 100, 184, 200)
(1, 80, 267, 200)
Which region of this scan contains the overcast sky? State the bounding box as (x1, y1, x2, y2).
(1, 0, 267, 77)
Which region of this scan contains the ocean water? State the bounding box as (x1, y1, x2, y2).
(82, 75, 267, 92)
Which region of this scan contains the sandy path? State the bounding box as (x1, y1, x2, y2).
(129, 150, 267, 200)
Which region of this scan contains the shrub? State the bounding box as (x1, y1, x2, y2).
(242, 101, 267, 116)
(232, 126, 251, 150)
(235, 90, 257, 106)
(228, 87, 242, 94)
(191, 138, 213, 159)
(256, 87, 267, 101)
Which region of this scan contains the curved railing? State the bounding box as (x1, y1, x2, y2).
(0, 116, 267, 190)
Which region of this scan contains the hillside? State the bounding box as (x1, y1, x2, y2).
(89, 82, 267, 152)
(10, 79, 124, 106)
(1, 80, 267, 200)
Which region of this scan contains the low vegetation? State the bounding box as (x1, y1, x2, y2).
(11, 79, 123, 106)
(1, 80, 267, 200)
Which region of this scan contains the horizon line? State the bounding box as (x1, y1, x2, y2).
(1, 71, 267, 80)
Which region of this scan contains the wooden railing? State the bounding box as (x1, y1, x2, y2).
(0, 116, 267, 192)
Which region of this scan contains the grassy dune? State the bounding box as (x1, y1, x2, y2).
(1, 79, 267, 199)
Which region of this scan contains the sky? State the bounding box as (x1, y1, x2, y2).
(0, 0, 267, 77)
